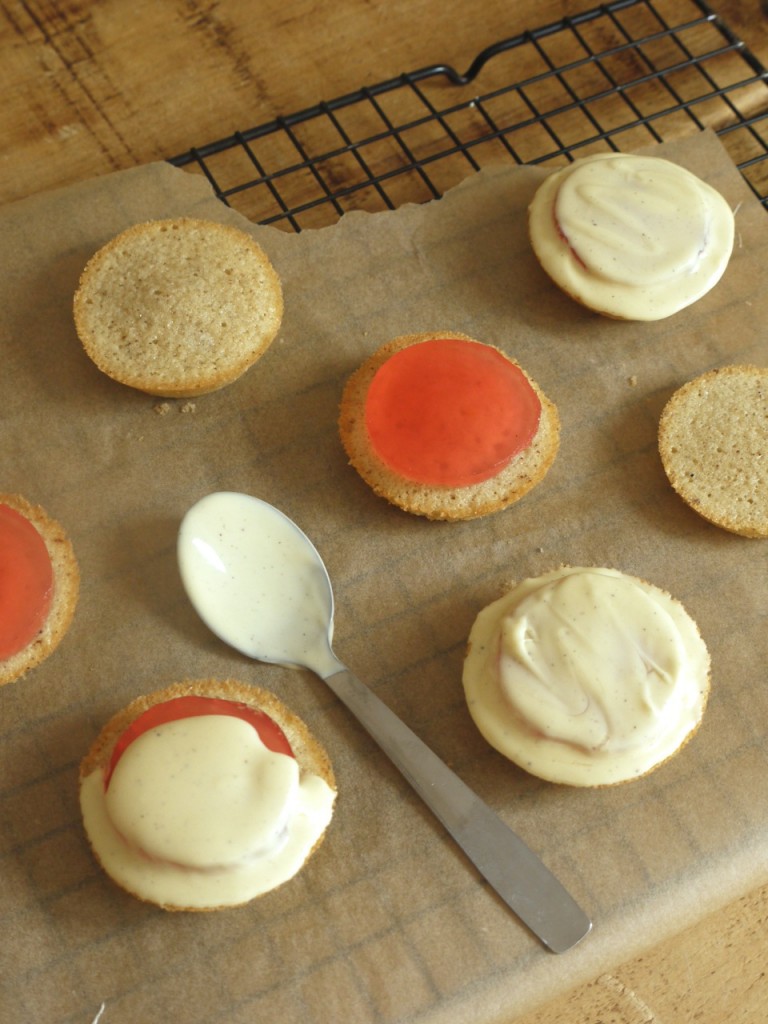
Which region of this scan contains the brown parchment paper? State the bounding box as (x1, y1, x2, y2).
(1, 131, 767, 1024)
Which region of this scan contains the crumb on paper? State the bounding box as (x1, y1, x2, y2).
(153, 401, 197, 415)
(627, 375, 638, 387)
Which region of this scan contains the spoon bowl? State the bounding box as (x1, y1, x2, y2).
(178, 491, 591, 953)
(178, 492, 340, 677)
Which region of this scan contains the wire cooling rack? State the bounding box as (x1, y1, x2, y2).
(169, 0, 768, 231)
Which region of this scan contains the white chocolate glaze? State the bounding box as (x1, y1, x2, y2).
(528, 153, 734, 320)
(462, 567, 710, 786)
(178, 490, 338, 676)
(80, 714, 335, 908)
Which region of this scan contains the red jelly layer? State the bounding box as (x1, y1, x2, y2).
(0, 504, 54, 660)
(105, 695, 294, 788)
(364, 338, 542, 487)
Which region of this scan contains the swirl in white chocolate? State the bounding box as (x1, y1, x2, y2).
(463, 567, 710, 786)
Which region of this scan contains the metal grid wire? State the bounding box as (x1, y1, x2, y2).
(169, 0, 768, 231)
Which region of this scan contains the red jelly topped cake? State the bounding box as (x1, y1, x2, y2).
(0, 502, 54, 660)
(79, 680, 336, 910)
(0, 493, 79, 686)
(339, 331, 560, 521)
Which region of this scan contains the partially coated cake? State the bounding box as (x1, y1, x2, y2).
(79, 679, 336, 910)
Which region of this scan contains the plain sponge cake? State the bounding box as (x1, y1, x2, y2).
(0, 493, 79, 686)
(73, 218, 283, 398)
(658, 364, 768, 538)
(338, 331, 560, 521)
(79, 678, 336, 911)
(528, 152, 734, 320)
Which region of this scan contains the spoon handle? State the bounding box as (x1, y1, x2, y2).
(323, 666, 591, 953)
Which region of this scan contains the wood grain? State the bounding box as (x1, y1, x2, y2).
(1, 1, 767, 1021)
(2, 0, 766, 207)
(517, 885, 768, 1023)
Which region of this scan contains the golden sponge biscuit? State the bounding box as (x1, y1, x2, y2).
(74, 218, 283, 398)
(658, 364, 768, 538)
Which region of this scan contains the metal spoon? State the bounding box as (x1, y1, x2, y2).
(177, 491, 591, 953)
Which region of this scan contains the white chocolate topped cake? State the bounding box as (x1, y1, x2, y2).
(528, 152, 734, 320)
(79, 680, 336, 910)
(462, 567, 710, 786)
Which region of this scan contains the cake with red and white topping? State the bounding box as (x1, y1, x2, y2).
(79, 679, 336, 910)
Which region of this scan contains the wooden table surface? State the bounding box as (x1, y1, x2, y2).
(2, 2, 767, 1021)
